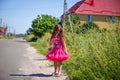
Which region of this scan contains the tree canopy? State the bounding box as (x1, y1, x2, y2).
(31, 14, 58, 37)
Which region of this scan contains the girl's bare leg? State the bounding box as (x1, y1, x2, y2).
(54, 62, 58, 74)
(58, 61, 62, 74)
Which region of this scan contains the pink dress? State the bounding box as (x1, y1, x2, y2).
(46, 35, 70, 62)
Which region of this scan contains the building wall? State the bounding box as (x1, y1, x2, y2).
(79, 15, 88, 22)
(79, 14, 120, 29)
(93, 15, 110, 29)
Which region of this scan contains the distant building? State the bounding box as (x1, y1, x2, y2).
(0, 26, 7, 35)
(69, 0, 120, 28)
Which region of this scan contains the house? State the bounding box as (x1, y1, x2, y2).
(0, 26, 7, 36)
(69, 0, 120, 28)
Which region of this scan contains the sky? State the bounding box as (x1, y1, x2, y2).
(0, 0, 80, 34)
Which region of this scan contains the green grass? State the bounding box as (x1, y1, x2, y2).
(31, 33, 51, 55)
(31, 29, 120, 80)
(63, 30, 120, 80)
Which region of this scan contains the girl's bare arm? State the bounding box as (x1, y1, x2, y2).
(62, 38, 67, 52)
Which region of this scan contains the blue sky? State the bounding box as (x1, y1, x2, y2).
(0, 0, 80, 34)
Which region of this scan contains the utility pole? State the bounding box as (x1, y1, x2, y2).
(6, 24, 10, 38)
(0, 18, 2, 26)
(63, 0, 73, 32)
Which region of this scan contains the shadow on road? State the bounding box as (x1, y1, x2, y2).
(16, 40, 34, 44)
(10, 73, 52, 77)
(33, 58, 48, 61)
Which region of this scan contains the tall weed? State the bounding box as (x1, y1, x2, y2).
(31, 28, 120, 80)
(63, 29, 120, 80)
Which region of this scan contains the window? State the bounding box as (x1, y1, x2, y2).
(88, 15, 93, 22)
(110, 16, 115, 23)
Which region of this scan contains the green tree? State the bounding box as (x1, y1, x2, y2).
(31, 14, 58, 37)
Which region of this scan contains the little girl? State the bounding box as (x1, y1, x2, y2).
(46, 23, 70, 76)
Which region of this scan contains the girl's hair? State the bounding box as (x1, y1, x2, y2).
(52, 23, 64, 38)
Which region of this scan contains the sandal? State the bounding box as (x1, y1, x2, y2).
(55, 73, 61, 77)
(51, 72, 57, 76)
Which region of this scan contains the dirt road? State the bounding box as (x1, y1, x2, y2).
(0, 39, 68, 80)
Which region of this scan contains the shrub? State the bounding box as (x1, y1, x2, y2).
(80, 22, 100, 33)
(31, 33, 51, 54)
(24, 34, 37, 42)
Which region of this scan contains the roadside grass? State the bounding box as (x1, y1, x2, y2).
(31, 29, 120, 80)
(63, 29, 120, 80)
(31, 33, 50, 55)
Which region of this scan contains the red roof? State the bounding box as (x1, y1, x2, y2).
(0, 27, 7, 33)
(69, 0, 120, 16)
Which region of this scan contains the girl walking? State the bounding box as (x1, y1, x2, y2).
(46, 23, 70, 76)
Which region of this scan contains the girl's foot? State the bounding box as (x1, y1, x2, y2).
(51, 72, 57, 76)
(55, 73, 61, 77)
